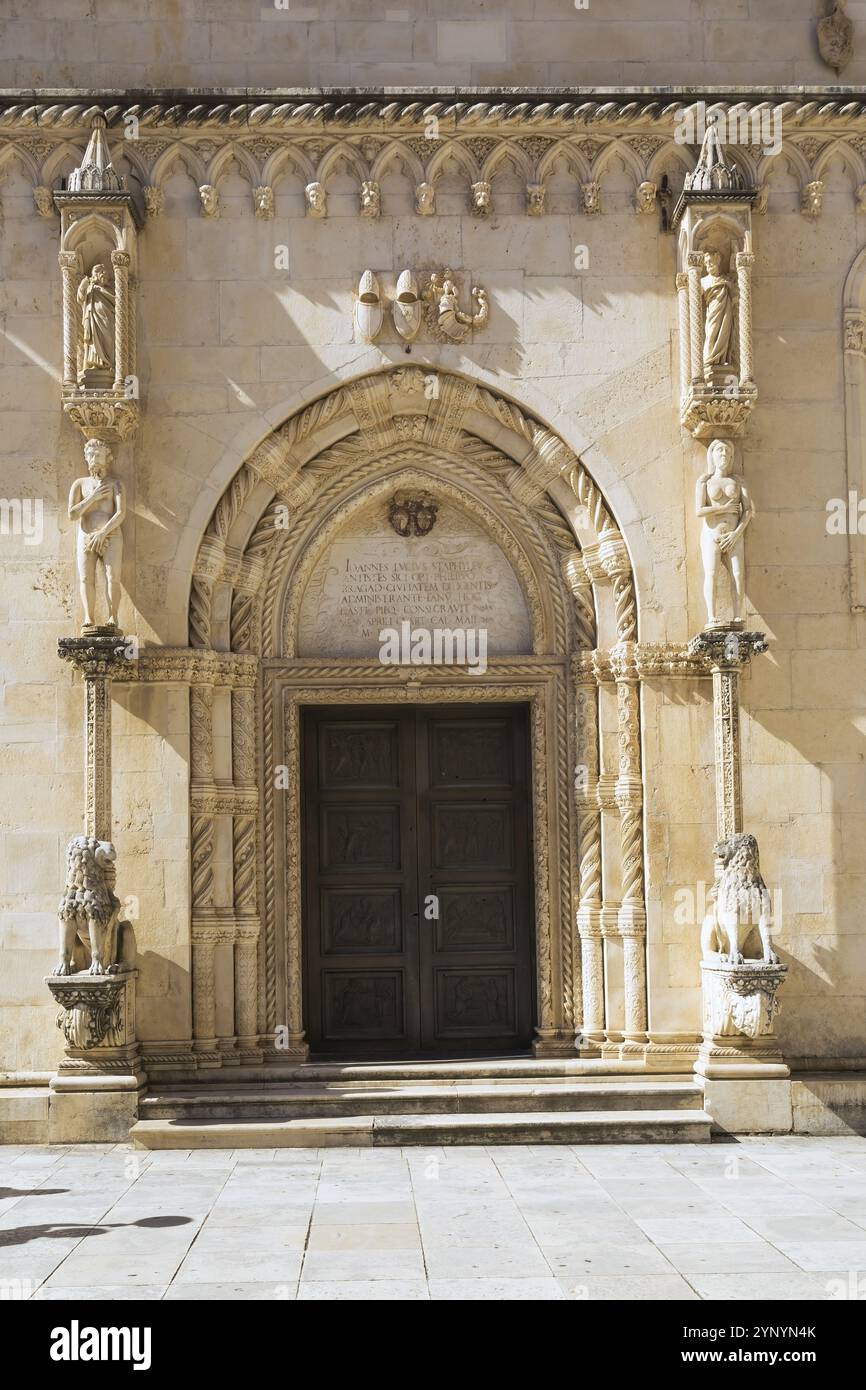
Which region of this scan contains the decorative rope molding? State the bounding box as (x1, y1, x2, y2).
(6, 92, 866, 132)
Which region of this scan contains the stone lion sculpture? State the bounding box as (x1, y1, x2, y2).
(700, 832, 779, 965)
(55, 836, 123, 976)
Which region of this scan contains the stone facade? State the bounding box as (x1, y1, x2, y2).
(0, 4, 865, 1139)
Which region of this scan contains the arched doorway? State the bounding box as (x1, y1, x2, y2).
(184, 368, 646, 1065)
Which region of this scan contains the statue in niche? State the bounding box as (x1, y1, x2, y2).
(69, 439, 126, 629)
(76, 262, 115, 384)
(701, 249, 735, 375)
(695, 438, 754, 628)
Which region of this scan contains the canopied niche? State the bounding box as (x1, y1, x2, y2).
(173, 369, 652, 1077)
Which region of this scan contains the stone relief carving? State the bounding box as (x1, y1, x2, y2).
(69, 439, 126, 630)
(422, 269, 489, 342)
(526, 183, 545, 216)
(801, 179, 825, 218)
(415, 181, 435, 215)
(695, 438, 754, 629)
(387, 490, 438, 537)
(360, 180, 380, 218)
(253, 184, 274, 218)
(143, 185, 164, 217)
(33, 185, 54, 218)
(392, 269, 422, 342)
(55, 836, 125, 976)
(701, 961, 786, 1043)
(305, 180, 327, 217)
(49, 976, 127, 1049)
(354, 269, 384, 343)
(471, 179, 492, 216)
(635, 180, 657, 214)
(198, 183, 220, 217)
(76, 262, 115, 384)
(701, 833, 778, 965)
(817, 0, 854, 75)
(581, 181, 600, 215)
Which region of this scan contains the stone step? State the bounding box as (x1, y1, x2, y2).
(146, 1058, 693, 1085)
(0, 1086, 50, 1144)
(130, 1108, 712, 1149)
(141, 1079, 704, 1122)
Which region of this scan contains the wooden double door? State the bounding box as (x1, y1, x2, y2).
(302, 704, 535, 1057)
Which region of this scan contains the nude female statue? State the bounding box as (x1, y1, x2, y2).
(695, 438, 754, 628)
(76, 262, 115, 382)
(68, 439, 125, 629)
(701, 249, 735, 375)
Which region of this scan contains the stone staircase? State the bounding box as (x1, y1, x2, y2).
(130, 1059, 712, 1148)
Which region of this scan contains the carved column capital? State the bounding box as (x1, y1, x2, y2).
(687, 628, 769, 671)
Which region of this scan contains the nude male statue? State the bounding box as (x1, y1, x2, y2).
(68, 439, 125, 629)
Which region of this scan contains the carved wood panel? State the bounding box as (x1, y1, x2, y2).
(302, 704, 534, 1056)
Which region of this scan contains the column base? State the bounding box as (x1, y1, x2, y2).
(532, 1028, 576, 1057)
(48, 1074, 142, 1143)
(699, 1076, 793, 1135)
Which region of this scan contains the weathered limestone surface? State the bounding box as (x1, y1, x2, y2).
(0, 1, 864, 88)
(0, 7, 864, 1099)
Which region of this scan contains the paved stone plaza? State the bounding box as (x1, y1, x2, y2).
(2, 1136, 865, 1302)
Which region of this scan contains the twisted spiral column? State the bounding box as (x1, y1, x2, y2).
(110, 250, 131, 392)
(687, 251, 704, 383)
(736, 250, 756, 388)
(59, 250, 81, 386)
(675, 270, 691, 400)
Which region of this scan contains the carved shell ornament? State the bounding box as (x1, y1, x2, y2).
(392, 269, 422, 342)
(354, 269, 383, 343)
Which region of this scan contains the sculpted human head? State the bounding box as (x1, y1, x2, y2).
(84, 438, 112, 478)
(708, 438, 734, 475)
(703, 249, 723, 275)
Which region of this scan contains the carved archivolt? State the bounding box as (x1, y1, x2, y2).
(176, 369, 656, 1068)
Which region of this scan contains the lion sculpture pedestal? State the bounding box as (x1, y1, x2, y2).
(695, 832, 791, 1133)
(44, 835, 142, 1142)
